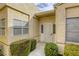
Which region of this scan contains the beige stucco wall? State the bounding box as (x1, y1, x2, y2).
(55, 3, 79, 54)
(30, 17, 39, 40)
(6, 3, 39, 17)
(7, 7, 29, 44)
(0, 7, 11, 56)
(5, 3, 40, 39)
(0, 3, 40, 40)
(39, 16, 55, 23)
(66, 6, 79, 18)
(0, 7, 8, 44)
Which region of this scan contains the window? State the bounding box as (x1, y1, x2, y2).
(53, 24, 56, 34)
(67, 18, 79, 42)
(0, 19, 5, 35)
(41, 24, 43, 33)
(13, 19, 28, 35)
(14, 28, 22, 35)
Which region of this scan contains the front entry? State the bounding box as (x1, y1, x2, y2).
(40, 23, 53, 42)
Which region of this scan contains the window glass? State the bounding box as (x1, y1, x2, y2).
(13, 19, 28, 35)
(23, 28, 28, 34)
(41, 24, 43, 33)
(53, 24, 56, 34)
(67, 18, 79, 43)
(0, 19, 5, 27)
(0, 28, 5, 35)
(13, 28, 22, 35)
(0, 19, 5, 35)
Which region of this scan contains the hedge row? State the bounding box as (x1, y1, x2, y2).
(10, 39, 37, 56)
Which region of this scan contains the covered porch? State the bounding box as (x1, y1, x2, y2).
(33, 10, 55, 43)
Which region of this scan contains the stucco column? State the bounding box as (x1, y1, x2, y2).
(3, 45, 11, 56)
(55, 6, 66, 55)
(30, 16, 39, 42)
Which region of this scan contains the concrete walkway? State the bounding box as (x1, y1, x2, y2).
(29, 43, 45, 56)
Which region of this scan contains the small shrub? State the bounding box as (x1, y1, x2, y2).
(10, 40, 31, 56)
(30, 39, 37, 52)
(64, 44, 79, 56)
(44, 42, 58, 56)
(0, 48, 3, 56)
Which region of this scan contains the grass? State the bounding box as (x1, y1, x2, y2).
(64, 44, 79, 56)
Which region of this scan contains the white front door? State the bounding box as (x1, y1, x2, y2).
(40, 23, 53, 42)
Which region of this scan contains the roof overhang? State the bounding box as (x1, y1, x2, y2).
(54, 3, 64, 8)
(34, 10, 55, 18)
(34, 3, 64, 18)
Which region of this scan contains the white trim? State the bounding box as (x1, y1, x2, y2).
(66, 42, 79, 45)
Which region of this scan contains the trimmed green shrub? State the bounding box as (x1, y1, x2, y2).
(30, 39, 37, 52)
(64, 44, 79, 56)
(10, 40, 31, 56)
(44, 42, 58, 56)
(0, 48, 3, 56)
